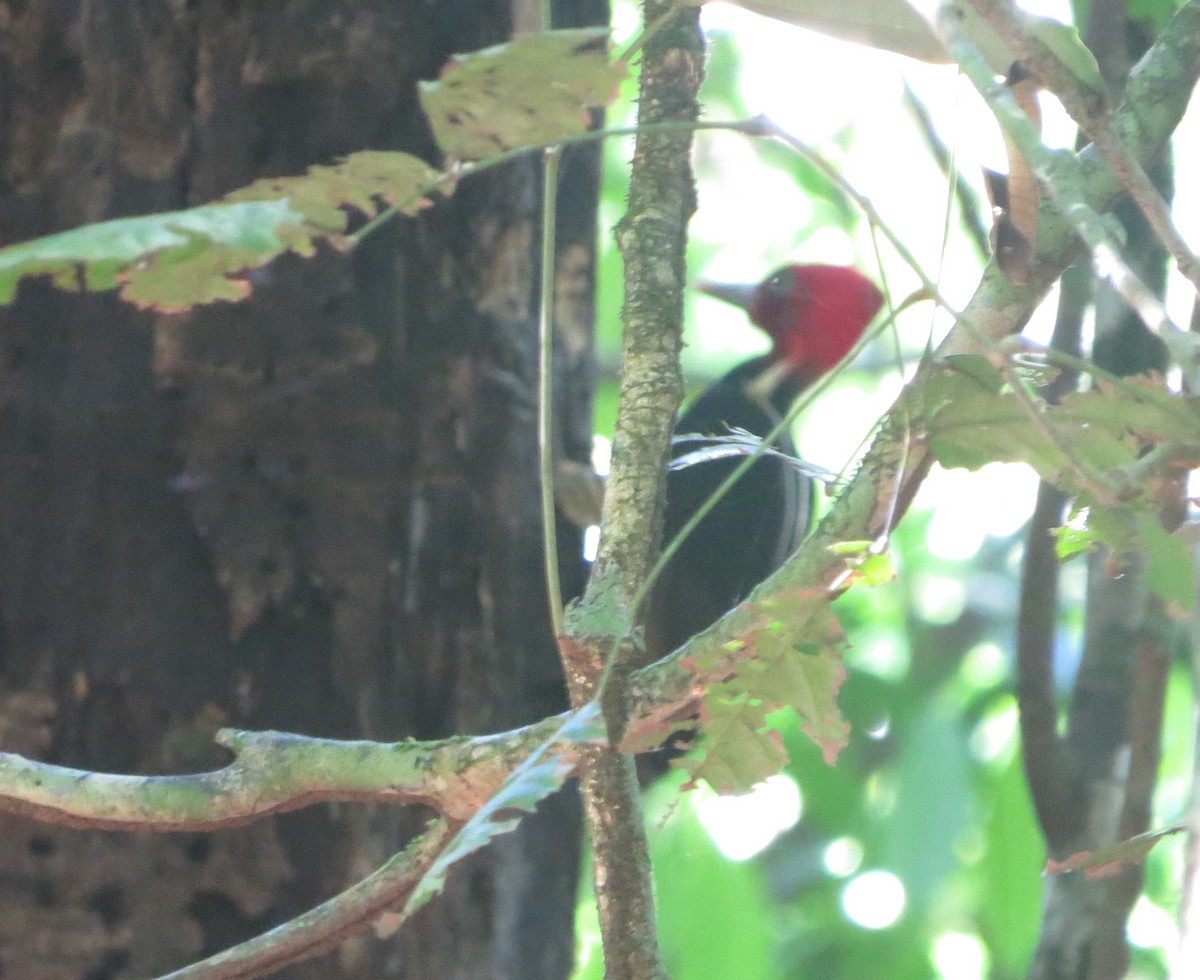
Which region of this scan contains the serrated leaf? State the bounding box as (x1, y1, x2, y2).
(689, 698, 789, 795)
(1085, 503, 1138, 551)
(226, 150, 443, 231)
(404, 702, 607, 915)
(1052, 518, 1096, 561)
(922, 357, 1003, 422)
(1046, 824, 1185, 878)
(1, 151, 448, 312)
(927, 391, 1064, 472)
(1065, 504, 1196, 608)
(0, 200, 307, 307)
(680, 588, 848, 792)
(419, 30, 625, 162)
(1060, 380, 1200, 444)
(926, 380, 1139, 485)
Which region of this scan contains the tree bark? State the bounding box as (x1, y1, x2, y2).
(0, 1, 602, 977)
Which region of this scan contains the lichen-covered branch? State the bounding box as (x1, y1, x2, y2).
(0, 9, 1195, 978)
(0, 719, 588, 831)
(559, 3, 705, 977)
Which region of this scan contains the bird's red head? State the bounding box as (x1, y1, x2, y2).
(699, 264, 884, 380)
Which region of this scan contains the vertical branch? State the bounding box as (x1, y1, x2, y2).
(539, 147, 565, 639)
(560, 4, 704, 979)
(1017, 260, 1087, 849)
(1177, 539, 1200, 976)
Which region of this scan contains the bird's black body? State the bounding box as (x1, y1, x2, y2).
(647, 357, 813, 660)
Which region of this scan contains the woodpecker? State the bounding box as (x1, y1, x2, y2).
(646, 264, 884, 661)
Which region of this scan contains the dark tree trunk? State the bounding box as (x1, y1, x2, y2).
(0, 2, 603, 977)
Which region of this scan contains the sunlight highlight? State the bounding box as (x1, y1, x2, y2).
(696, 774, 803, 861)
(933, 932, 989, 980)
(1128, 896, 1179, 950)
(969, 697, 1019, 763)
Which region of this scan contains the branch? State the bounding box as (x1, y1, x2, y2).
(937, 1, 1200, 382)
(560, 3, 704, 975)
(158, 820, 454, 980)
(0, 717, 590, 831)
(0, 12, 1194, 978)
(966, 0, 1200, 295)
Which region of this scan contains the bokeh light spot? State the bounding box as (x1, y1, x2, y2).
(841, 870, 906, 929)
(823, 837, 864, 878)
(932, 932, 988, 980)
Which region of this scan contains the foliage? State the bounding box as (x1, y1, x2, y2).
(2, 2, 1199, 978)
(419, 30, 626, 160)
(925, 356, 1198, 608)
(678, 587, 849, 792)
(0, 29, 615, 313)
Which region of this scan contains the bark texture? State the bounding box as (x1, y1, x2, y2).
(0, 1, 602, 977)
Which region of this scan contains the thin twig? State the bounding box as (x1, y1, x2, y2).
(901, 80, 991, 259)
(539, 146, 565, 638)
(347, 119, 758, 248)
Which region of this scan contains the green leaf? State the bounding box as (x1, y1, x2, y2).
(1063, 504, 1196, 608)
(1059, 377, 1200, 445)
(882, 701, 972, 909)
(1051, 514, 1096, 561)
(941, 353, 1005, 393)
(1127, 0, 1188, 31)
(828, 541, 896, 586)
(404, 702, 607, 915)
(925, 372, 1148, 488)
(1085, 502, 1138, 552)
(1, 150, 445, 312)
(1046, 824, 1186, 878)
(1137, 510, 1196, 610)
(419, 30, 625, 162)
(978, 747, 1044, 975)
(680, 588, 848, 793)
(854, 552, 896, 586)
(690, 698, 790, 795)
(0, 200, 307, 308)
(827, 539, 875, 554)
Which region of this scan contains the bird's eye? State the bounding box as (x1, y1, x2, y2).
(763, 270, 792, 300)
